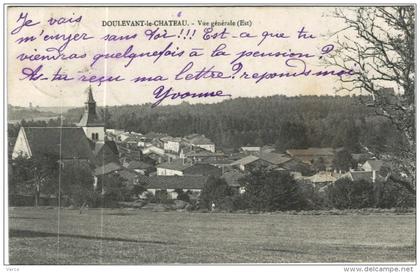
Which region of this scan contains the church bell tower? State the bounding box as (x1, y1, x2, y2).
(77, 86, 105, 142)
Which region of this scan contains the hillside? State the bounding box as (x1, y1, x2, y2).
(8, 105, 59, 123)
(63, 95, 406, 154)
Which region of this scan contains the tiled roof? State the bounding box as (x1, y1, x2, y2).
(127, 160, 153, 170)
(23, 127, 94, 160)
(185, 149, 224, 157)
(162, 136, 183, 142)
(183, 163, 222, 177)
(156, 159, 192, 171)
(187, 135, 214, 145)
(304, 172, 337, 183)
(140, 175, 208, 190)
(364, 160, 384, 171)
(94, 162, 122, 176)
(231, 155, 260, 166)
(91, 141, 120, 166)
(286, 147, 336, 156)
(259, 152, 291, 165)
(201, 158, 235, 165)
(241, 146, 261, 152)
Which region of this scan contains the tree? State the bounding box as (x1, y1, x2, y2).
(329, 7, 415, 191)
(373, 179, 415, 208)
(100, 173, 131, 207)
(327, 177, 374, 209)
(175, 189, 191, 203)
(312, 157, 326, 172)
(60, 162, 97, 209)
(332, 149, 355, 172)
(199, 176, 232, 210)
(10, 155, 59, 206)
(240, 169, 306, 211)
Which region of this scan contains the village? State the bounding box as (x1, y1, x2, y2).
(10, 87, 387, 209)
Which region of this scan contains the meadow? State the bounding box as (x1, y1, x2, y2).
(8, 207, 416, 264)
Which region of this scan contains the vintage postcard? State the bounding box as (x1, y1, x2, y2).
(3, 3, 417, 268)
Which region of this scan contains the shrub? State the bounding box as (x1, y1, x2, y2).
(374, 179, 415, 208)
(175, 189, 191, 203)
(199, 176, 233, 210)
(240, 169, 307, 212)
(326, 177, 374, 209)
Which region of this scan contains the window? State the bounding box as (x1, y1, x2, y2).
(92, 133, 99, 140)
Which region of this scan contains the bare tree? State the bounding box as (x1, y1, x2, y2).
(328, 6, 415, 192)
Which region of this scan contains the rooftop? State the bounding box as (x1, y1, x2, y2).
(22, 127, 94, 160)
(259, 152, 291, 165)
(231, 155, 260, 166)
(140, 176, 208, 190)
(94, 162, 122, 176)
(156, 159, 192, 171)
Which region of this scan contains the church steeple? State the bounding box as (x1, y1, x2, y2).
(77, 86, 105, 142)
(87, 85, 95, 103)
(85, 86, 97, 118)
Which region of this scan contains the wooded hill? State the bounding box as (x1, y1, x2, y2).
(62, 95, 406, 154)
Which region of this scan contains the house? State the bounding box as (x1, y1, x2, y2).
(105, 129, 125, 141)
(137, 137, 153, 148)
(230, 155, 262, 171)
(156, 159, 192, 176)
(201, 158, 235, 170)
(230, 152, 293, 172)
(124, 160, 154, 175)
(362, 160, 384, 172)
(142, 145, 165, 156)
(345, 171, 379, 183)
(118, 132, 133, 142)
(180, 146, 225, 162)
(143, 132, 168, 148)
(183, 163, 222, 177)
(93, 162, 123, 190)
(184, 134, 215, 153)
(116, 143, 142, 161)
(240, 146, 261, 154)
(93, 162, 140, 191)
(301, 171, 337, 187)
(361, 160, 387, 182)
(140, 175, 208, 200)
(258, 152, 291, 166)
(162, 137, 183, 154)
(286, 147, 340, 167)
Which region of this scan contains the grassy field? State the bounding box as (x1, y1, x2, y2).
(8, 207, 416, 264)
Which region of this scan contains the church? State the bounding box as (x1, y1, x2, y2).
(12, 86, 119, 168)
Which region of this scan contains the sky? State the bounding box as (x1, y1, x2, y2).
(7, 6, 354, 107)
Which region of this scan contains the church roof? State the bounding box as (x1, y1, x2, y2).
(87, 86, 95, 103)
(77, 110, 104, 127)
(90, 140, 120, 166)
(22, 127, 94, 160)
(77, 87, 104, 127)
